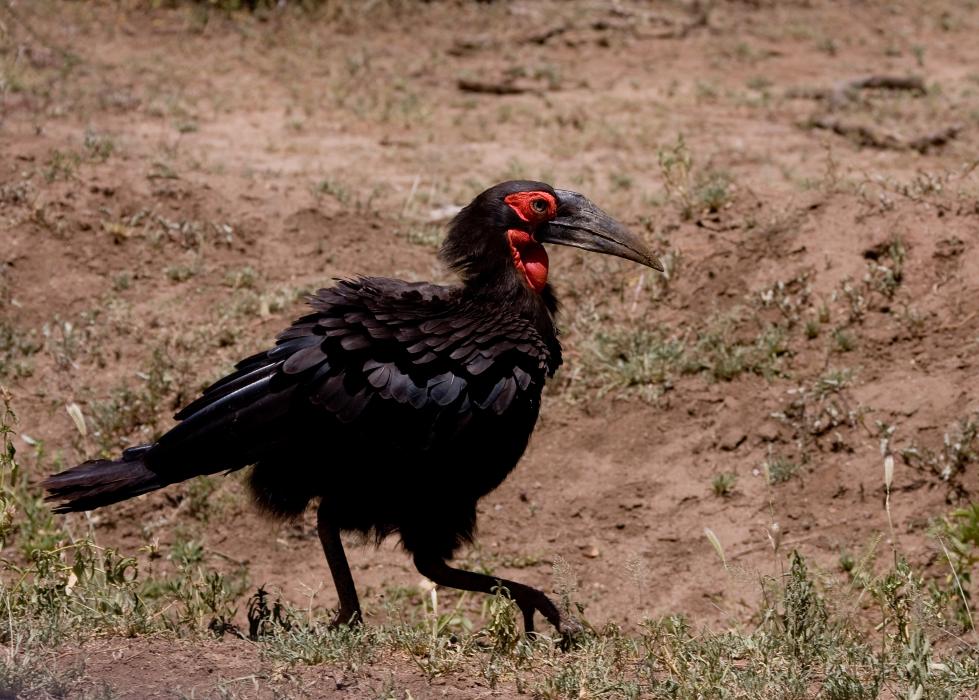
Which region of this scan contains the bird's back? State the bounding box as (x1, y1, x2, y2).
(59, 276, 562, 558)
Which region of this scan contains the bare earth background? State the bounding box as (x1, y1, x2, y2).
(2, 0, 979, 697)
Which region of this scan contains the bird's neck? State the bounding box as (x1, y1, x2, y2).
(462, 269, 556, 320)
(461, 274, 562, 373)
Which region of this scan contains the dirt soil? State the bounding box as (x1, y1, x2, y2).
(3, 0, 979, 697)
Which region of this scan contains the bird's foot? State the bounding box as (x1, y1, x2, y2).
(329, 607, 362, 629)
(515, 589, 583, 638)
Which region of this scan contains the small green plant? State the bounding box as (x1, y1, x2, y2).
(246, 586, 292, 641)
(711, 472, 737, 497)
(482, 586, 520, 656)
(42, 317, 84, 371)
(223, 266, 259, 290)
(227, 285, 300, 320)
(836, 277, 868, 323)
(111, 272, 133, 291)
(610, 172, 633, 191)
(42, 150, 81, 182)
(869, 237, 906, 298)
(314, 179, 350, 204)
(817, 37, 838, 55)
(165, 264, 197, 283)
(399, 224, 443, 249)
(694, 170, 732, 212)
(657, 134, 694, 218)
(774, 553, 828, 658)
(935, 503, 979, 630)
(185, 476, 218, 522)
(832, 327, 856, 352)
(83, 130, 116, 162)
(902, 414, 979, 490)
(764, 452, 801, 484)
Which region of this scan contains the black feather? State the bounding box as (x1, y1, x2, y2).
(492, 376, 518, 414)
(467, 353, 496, 376)
(512, 366, 532, 391)
(429, 373, 466, 406)
(477, 376, 507, 410)
(282, 344, 327, 375)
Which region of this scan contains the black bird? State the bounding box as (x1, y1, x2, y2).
(43, 181, 661, 634)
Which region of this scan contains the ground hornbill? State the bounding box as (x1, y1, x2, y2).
(43, 181, 661, 635)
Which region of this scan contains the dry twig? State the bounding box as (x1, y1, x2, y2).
(456, 79, 528, 96)
(808, 116, 961, 153)
(906, 125, 963, 153)
(788, 74, 926, 110)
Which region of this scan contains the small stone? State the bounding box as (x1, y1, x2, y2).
(581, 545, 600, 558)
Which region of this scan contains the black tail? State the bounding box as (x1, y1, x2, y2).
(44, 347, 305, 515)
(42, 445, 167, 513)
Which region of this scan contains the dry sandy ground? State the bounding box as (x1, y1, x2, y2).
(3, 0, 979, 696)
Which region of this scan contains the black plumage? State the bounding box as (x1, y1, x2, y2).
(42, 180, 661, 634)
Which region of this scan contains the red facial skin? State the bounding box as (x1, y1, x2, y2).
(503, 191, 557, 293)
(504, 191, 558, 223)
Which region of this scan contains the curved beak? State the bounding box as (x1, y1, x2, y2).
(537, 190, 663, 271)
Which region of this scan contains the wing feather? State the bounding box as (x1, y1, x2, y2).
(173, 277, 558, 454)
(282, 344, 328, 375)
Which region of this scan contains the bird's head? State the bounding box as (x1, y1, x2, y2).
(440, 180, 662, 295)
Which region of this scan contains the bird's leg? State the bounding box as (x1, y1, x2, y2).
(413, 554, 581, 636)
(317, 502, 361, 627)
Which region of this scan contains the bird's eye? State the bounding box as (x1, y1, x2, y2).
(531, 199, 547, 214)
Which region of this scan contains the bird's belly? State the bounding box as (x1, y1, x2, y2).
(248, 391, 541, 558)
(331, 398, 539, 550)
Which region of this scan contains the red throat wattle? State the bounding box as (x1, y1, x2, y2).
(507, 229, 549, 293)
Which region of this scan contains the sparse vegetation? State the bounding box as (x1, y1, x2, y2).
(85, 346, 192, 453)
(903, 414, 979, 498)
(6, 384, 975, 696)
(0, 322, 41, 380)
(398, 223, 444, 249)
(935, 503, 979, 630)
(4, 389, 977, 699)
(41, 150, 80, 182)
(314, 178, 350, 205)
(563, 293, 794, 401)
